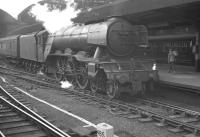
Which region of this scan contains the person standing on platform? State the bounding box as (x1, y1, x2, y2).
(168, 49, 176, 73)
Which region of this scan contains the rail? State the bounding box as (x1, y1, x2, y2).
(0, 86, 71, 137)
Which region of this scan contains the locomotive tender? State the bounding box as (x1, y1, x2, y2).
(0, 18, 158, 98)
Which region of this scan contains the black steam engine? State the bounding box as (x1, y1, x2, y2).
(0, 18, 158, 98)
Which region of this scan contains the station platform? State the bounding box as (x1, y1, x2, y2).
(157, 64, 200, 91)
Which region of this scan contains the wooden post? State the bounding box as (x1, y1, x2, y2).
(195, 33, 200, 72)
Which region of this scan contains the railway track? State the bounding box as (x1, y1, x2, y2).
(0, 64, 35, 77)
(0, 86, 71, 137)
(0, 64, 57, 84)
(1, 64, 200, 136)
(62, 93, 200, 137)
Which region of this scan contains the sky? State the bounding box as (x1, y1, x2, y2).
(0, 0, 40, 18)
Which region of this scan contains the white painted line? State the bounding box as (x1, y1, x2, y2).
(83, 125, 93, 128)
(0, 131, 5, 137)
(14, 87, 97, 128)
(0, 76, 7, 83)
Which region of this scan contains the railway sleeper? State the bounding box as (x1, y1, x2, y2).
(169, 113, 186, 119)
(184, 134, 199, 137)
(0, 121, 31, 130)
(0, 117, 25, 124)
(168, 125, 184, 133)
(0, 112, 18, 117)
(155, 119, 167, 127)
(184, 129, 199, 137)
(138, 115, 153, 122)
(2, 126, 44, 136)
(125, 113, 142, 119)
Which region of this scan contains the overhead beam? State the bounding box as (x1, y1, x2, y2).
(74, 0, 200, 23)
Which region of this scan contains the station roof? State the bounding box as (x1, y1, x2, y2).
(0, 8, 43, 36)
(73, 0, 200, 26)
(8, 23, 44, 35)
(0, 9, 19, 37)
(0, 9, 18, 24)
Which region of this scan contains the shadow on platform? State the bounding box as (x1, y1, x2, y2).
(157, 64, 200, 91)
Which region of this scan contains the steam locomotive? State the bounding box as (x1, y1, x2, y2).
(0, 18, 158, 98)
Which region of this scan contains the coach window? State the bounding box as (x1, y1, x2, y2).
(37, 36, 41, 45)
(41, 37, 43, 44)
(37, 36, 40, 44)
(41, 37, 44, 45)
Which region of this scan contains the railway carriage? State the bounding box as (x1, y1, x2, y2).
(0, 35, 19, 59)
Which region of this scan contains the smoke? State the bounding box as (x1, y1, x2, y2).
(30, 0, 80, 33)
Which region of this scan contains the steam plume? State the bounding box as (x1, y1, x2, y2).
(30, 0, 80, 33)
(60, 81, 73, 89)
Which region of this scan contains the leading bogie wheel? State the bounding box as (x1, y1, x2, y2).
(54, 59, 64, 81)
(107, 81, 121, 99)
(55, 69, 63, 81)
(64, 61, 75, 84)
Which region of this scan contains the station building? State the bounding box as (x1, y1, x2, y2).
(74, 0, 200, 71)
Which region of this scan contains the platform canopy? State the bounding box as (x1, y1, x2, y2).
(0, 9, 19, 37)
(73, 0, 200, 26)
(0, 9, 17, 24)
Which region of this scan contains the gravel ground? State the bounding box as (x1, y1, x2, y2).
(2, 75, 188, 137)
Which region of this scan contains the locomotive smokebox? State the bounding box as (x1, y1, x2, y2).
(51, 18, 148, 57)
